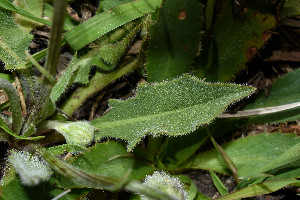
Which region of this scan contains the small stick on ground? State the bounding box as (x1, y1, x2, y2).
(89, 92, 105, 121)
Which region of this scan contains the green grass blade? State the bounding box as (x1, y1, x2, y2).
(208, 131, 239, 184)
(217, 179, 300, 200)
(209, 170, 229, 196)
(64, 0, 162, 51)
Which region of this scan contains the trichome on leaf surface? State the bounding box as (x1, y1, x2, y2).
(0, 0, 300, 199)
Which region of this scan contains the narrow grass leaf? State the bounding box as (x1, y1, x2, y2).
(217, 179, 300, 200)
(209, 170, 229, 196)
(208, 132, 239, 183)
(64, 0, 162, 51)
(98, 0, 135, 12)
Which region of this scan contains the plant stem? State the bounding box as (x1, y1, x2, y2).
(44, 0, 66, 87)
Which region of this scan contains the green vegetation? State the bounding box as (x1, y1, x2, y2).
(0, 0, 299, 199)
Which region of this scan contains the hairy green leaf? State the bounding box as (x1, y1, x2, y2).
(182, 132, 300, 178)
(43, 121, 94, 147)
(146, 0, 203, 82)
(0, 5, 33, 69)
(64, 0, 162, 51)
(50, 55, 79, 102)
(92, 75, 255, 151)
(97, 22, 142, 67)
(51, 22, 141, 103)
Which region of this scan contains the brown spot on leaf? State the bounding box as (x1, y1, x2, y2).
(262, 30, 272, 42)
(246, 46, 258, 60)
(178, 9, 187, 20)
(261, 16, 268, 23)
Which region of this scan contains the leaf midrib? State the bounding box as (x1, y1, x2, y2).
(96, 99, 225, 128)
